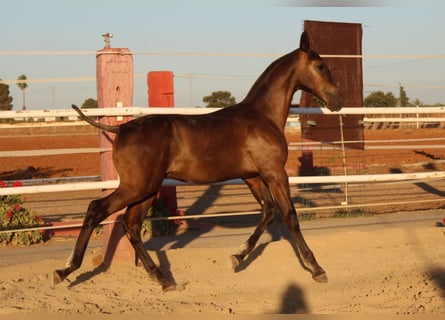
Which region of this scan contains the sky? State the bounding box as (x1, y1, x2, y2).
(1, 0, 445, 110)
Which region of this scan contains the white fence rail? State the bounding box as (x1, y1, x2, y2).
(1, 106, 445, 119)
(2, 172, 445, 196)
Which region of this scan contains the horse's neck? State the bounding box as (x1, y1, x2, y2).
(242, 50, 299, 130)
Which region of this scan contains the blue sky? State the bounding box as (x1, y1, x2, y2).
(1, 0, 444, 109)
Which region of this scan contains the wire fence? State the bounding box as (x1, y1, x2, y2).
(1, 51, 445, 90)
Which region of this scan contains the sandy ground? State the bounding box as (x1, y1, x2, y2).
(0, 210, 444, 315)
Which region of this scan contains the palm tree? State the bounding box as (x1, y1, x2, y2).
(412, 98, 423, 108)
(16, 74, 28, 110)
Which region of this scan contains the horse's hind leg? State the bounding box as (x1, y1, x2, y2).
(229, 177, 275, 271)
(123, 197, 176, 291)
(53, 189, 131, 284)
(265, 170, 327, 283)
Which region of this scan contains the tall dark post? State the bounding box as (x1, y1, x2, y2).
(147, 71, 178, 217)
(300, 20, 364, 149)
(299, 21, 364, 175)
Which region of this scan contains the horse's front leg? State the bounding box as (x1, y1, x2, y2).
(229, 177, 275, 271)
(123, 197, 176, 291)
(266, 171, 327, 283)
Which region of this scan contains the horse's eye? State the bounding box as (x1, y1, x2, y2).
(316, 64, 325, 71)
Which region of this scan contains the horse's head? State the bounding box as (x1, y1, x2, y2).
(297, 32, 343, 112)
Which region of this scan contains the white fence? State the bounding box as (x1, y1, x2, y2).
(1, 105, 445, 119)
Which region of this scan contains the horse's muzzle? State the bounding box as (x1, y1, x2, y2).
(326, 91, 343, 112)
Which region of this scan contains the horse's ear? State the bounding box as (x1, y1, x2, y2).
(300, 31, 311, 52)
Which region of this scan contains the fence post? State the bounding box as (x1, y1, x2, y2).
(96, 47, 135, 265)
(147, 71, 178, 217)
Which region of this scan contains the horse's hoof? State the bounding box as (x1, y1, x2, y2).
(313, 272, 328, 283)
(52, 270, 63, 285)
(162, 282, 177, 292)
(228, 255, 240, 272)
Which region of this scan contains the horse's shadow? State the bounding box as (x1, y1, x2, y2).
(67, 247, 177, 288)
(427, 266, 445, 299)
(142, 182, 319, 276)
(144, 180, 327, 252)
(278, 283, 309, 313)
(143, 214, 307, 277)
(390, 167, 445, 197)
(67, 263, 109, 288)
(232, 223, 299, 273)
(144, 185, 224, 251)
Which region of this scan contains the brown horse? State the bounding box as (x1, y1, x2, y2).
(54, 32, 342, 291)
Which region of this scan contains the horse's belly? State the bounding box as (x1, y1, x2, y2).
(167, 155, 256, 184)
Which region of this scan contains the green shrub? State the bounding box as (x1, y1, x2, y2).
(334, 207, 373, 218)
(0, 181, 47, 246)
(142, 197, 178, 237)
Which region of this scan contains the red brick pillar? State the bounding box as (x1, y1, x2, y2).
(96, 48, 135, 265)
(147, 71, 178, 216)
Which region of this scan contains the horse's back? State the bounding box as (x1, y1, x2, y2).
(111, 107, 288, 183)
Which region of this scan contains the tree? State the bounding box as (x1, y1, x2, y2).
(81, 98, 98, 109)
(399, 84, 409, 107)
(363, 91, 397, 108)
(0, 80, 13, 111)
(203, 90, 236, 108)
(16, 74, 28, 110)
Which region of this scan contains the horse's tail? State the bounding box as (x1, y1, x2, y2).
(71, 104, 119, 134)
